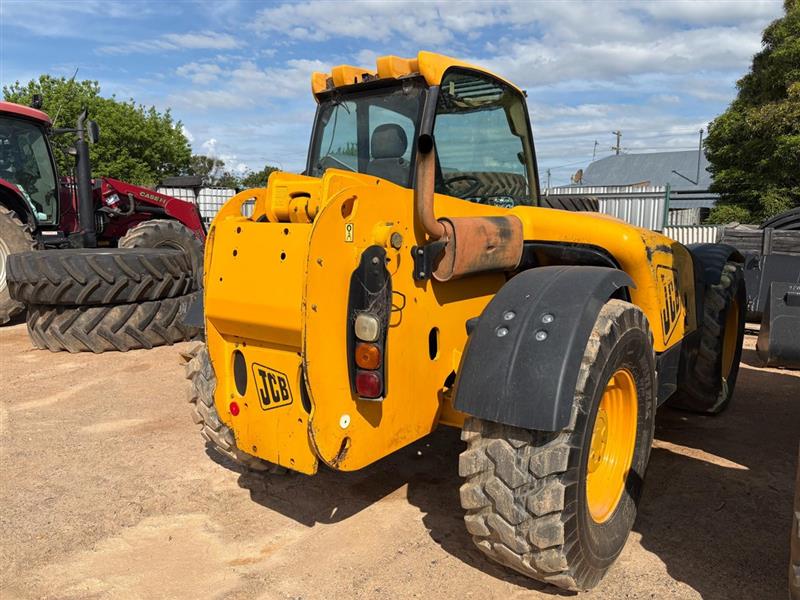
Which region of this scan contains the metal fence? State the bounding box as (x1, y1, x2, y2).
(546, 185, 668, 231)
(663, 225, 722, 245)
(157, 186, 237, 226)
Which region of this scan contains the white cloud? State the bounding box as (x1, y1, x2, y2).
(177, 62, 223, 85)
(98, 31, 239, 55)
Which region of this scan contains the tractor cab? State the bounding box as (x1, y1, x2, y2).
(0, 104, 59, 225)
(308, 57, 539, 208)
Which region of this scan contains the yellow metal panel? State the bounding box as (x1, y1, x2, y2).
(302, 180, 505, 471)
(509, 206, 696, 351)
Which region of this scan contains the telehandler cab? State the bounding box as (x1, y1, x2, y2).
(186, 51, 746, 591)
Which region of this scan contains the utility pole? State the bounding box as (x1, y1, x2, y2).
(592, 140, 598, 161)
(611, 130, 622, 155)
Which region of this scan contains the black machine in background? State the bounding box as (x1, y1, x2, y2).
(721, 207, 800, 368)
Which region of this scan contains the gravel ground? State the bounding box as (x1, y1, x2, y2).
(1, 323, 797, 600)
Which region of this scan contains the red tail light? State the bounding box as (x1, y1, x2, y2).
(355, 370, 382, 399)
(229, 401, 240, 416)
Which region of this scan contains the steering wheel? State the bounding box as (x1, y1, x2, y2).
(318, 154, 356, 172)
(443, 174, 482, 199)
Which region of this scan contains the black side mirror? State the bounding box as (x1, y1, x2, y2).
(87, 120, 100, 144)
(31, 94, 43, 110)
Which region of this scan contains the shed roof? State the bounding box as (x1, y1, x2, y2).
(582, 150, 712, 191)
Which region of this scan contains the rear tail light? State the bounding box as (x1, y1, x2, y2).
(355, 342, 382, 369)
(355, 370, 383, 399)
(354, 313, 381, 342)
(348, 246, 391, 400)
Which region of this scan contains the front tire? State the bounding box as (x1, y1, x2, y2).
(458, 300, 656, 591)
(669, 260, 745, 414)
(0, 206, 35, 324)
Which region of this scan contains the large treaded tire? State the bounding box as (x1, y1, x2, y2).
(0, 205, 35, 324)
(27, 292, 201, 353)
(668, 260, 745, 414)
(183, 343, 284, 473)
(7, 248, 195, 306)
(541, 195, 599, 212)
(119, 220, 204, 287)
(458, 300, 656, 591)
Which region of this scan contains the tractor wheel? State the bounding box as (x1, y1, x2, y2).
(669, 260, 745, 414)
(458, 300, 656, 591)
(183, 343, 285, 473)
(7, 248, 195, 306)
(27, 291, 201, 353)
(119, 220, 204, 287)
(0, 205, 35, 324)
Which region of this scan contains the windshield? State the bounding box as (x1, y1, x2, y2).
(307, 80, 426, 188)
(433, 69, 535, 206)
(0, 116, 58, 223)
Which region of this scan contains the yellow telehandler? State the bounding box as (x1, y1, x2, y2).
(185, 52, 745, 591)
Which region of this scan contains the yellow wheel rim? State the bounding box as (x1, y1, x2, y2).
(586, 368, 638, 524)
(721, 295, 740, 379)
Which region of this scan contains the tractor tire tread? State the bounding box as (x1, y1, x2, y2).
(7, 248, 195, 306)
(459, 300, 653, 592)
(26, 292, 200, 353)
(182, 343, 286, 474)
(0, 205, 36, 324)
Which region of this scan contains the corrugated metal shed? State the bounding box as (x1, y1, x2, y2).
(663, 225, 722, 245)
(548, 184, 668, 231)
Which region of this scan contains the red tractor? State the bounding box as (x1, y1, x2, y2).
(0, 100, 205, 324)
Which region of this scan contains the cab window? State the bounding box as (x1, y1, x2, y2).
(433, 69, 535, 207)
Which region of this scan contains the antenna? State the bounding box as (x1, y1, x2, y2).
(671, 130, 705, 187)
(611, 131, 622, 155)
(695, 128, 704, 184)
(592, 140, 598, 161)
(51, 67, 79, 128)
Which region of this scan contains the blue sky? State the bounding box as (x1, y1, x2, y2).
(0, 0, 785, 186)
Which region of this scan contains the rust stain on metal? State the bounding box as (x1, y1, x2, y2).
(432, 216, 523, 281)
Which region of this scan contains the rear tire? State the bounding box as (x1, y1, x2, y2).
(183, 343, 284, 473)
(27, 292, 201, 353)
(669, 260, 745, 414)
(0, 206, 35, 324)
(7, 248, 195, 306)
(458, 300, 656, 591)
(119, 220, 204, 287)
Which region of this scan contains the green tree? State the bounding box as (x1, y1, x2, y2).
(3, 75, 191, 186)
(240, 164, 279, 188)
(705, 0, 800, 223)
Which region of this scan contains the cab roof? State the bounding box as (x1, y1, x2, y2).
(0, 101, 51, 125)
(311, 50, 521, 99)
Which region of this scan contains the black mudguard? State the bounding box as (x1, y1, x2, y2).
(453, 266, 634, 432)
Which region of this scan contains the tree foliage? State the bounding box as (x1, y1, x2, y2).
(3, 75, 191, 186)
(705, 0, 800, 223)
(186, 155, 279, 189)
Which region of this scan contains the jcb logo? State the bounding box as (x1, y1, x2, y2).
(251, 363, 293, 411)
(656, 265, 682, 345)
